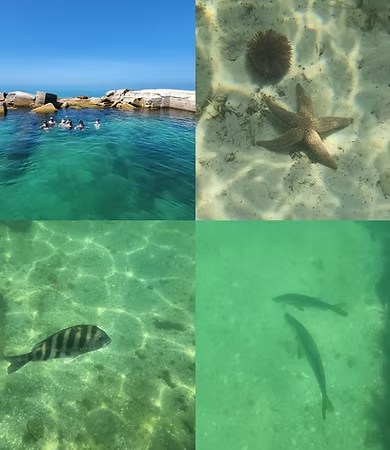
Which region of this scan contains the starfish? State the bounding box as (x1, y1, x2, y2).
(255, 83, 353, 170)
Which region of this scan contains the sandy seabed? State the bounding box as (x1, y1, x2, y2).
(197, 0, 390, 219)
(0, 221, 195, 450)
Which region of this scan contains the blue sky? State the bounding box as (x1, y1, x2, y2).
(2, 0, 194, 96)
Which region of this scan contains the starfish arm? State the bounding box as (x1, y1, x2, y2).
(313, 116, 353, 133)
(255, 127, 304, 150)
(304, 129, 337, 170)
(296, 83, 314, 117)
(263, 96, 300, 127)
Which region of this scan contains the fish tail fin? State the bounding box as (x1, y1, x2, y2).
(331, 304, 348, 317)
(5, 354, 30, 374)
(322, 394, 334, 419)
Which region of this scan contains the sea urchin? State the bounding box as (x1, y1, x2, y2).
(247, 29, 292, 80)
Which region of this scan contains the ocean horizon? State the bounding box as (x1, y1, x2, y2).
(1, 85, 195, 99)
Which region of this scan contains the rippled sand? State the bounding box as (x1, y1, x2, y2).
(197, 0, 390, 219)
(0, 221, 194, 450)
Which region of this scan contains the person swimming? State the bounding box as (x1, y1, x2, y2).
(75, 120, 85, 130)
(65, 120, 73, 130)
(58, 118, 66, 127)
(48, 116, 56, 127)
(40, 120, 49, 130)
(94, 119, 100, 129)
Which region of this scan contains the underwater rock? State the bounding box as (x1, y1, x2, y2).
(116, 102, 136, 110)
(3, 221, 32, 232)
(25, 418, 45, 442)
(60, 98, 104, 109)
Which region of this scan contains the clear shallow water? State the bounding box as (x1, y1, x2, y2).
(0, 220, 195, 449)
(0, 108, 195, 219)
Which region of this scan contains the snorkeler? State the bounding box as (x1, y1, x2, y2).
(75, 120, 85, 130)
(94, 119, 100, 129)
(48, 116, 56, 127)
(58, 118, 66, 127)
(65, 120, 73, 130)
(40, 120, 49, 130)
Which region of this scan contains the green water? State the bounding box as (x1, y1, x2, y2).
(0, 108, 195, 220)
(0, 221, 195, 450)
(197, 221, 385, 450)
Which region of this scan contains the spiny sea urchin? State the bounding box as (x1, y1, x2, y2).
(247, 29, 292, 80)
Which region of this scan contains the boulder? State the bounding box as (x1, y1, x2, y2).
(32, 103, 57, 114)
(35, 91, 58, 106)
(89, 97, 102, 104)
(116, 102, 136, 110)
(101, 88, 129, 104)
(75, 100, 104, 108)
(5, 91, 34, 107)
(0, 101, 7, 116)
(0, 92, 6, 102)
(120, 89, 195, 112)
(169, 91, 195, 112)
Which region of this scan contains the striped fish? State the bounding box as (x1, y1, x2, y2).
(2, 324, 111, 374)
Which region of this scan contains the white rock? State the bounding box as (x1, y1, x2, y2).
(5, 91, 34, 107)
(120, 89, 195, 112)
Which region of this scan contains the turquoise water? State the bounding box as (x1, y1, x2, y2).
(0, 108, 195, 219)
(0, 220, 195, 449)
(197, 221, 386, 450)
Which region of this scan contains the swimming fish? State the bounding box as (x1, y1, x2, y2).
(285, 313, 334, 419)
(2, 324, 111, 374)
(273, 293, 348, 317)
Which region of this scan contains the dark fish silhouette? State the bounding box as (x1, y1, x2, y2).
(285, 313, 334, 419)
(2, 324, 111, 374)
(273, 293, 347, 316)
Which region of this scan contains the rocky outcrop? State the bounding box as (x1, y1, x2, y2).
(103, 89, 129, 104)
(35, 91, 58, 106)
(101, 89, 195, 112)
(5, 91, 34, 107)
(0, 93, 6, 102)
(0, 101, 7, 116)
(32, 103, 57, 114)
(2, 89, 195, 112)
(59, 98, 105, 109)
(116, 102, 136, 110)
